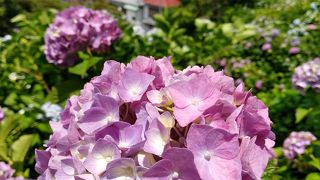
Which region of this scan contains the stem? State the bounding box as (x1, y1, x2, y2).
(173, 126, 183, 138)
(123, 103, 129, 120)
(184, 125, 189, 137)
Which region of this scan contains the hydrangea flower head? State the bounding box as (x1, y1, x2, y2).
(289, 47, 299, 55)
(270, 29, 280, 38)
(292, 58, 320, 93)
(261, 43, 271, 51)
(0, 161, 14, 180)
(283, 131, 317, 159)
(36, 56, 275, 179)
(0, 161, 24, 180)
(44, 6, 122, 67)
(255, 80, 263, 90)
(291, 37, 300, 47)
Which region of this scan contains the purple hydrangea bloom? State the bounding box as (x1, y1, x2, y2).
(261, 43, 271, 51)
(217, 59, 227, 67)
(270, 29, 280, 38)
(0, 161, 14, 180)
(44, 6, 122, 67)
(292, 58, 320, 93)
(255, 80, 263, 90)
(291, 37, 300, 47)
(283, 131, 317, 160)
(35, 56, 275, 179)
(0, 161, 24, 180)
(0, 106, 4, 121)
(289, 47, 299, 55)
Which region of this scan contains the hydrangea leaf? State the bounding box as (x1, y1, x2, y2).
(295, 107, 313, 123)
(306, 172, 320, 180)
(12, 134, 38, 162)
(68, 55, 102, 78)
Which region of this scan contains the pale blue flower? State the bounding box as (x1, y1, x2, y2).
(41, 102, 62, 121)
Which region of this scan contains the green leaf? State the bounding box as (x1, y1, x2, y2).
(154, 14, 171, 33)
(20, 95, 35, 105)
(195, 18, 215, 29)
(46, 87, 59, 103)
(0, 116, 19, 144)
(0, 144, 10, 163)
(78, 51, 91, 60)
(309, 156, 320, 170)
(235, 30, 256, 41)
(4, 93, 18, 106)
(221, 23, 233, 37)
(10, 14, 27, 23)
(36, 123, 52, 134)
(39, 12, 50, 25)
(295, 107, 313, 123)
(306, 173, 320, 180)
(12, 134, 36, 162)
(273, 147, 283, 157)
(172, 28, 186, 38)
(68, 53, 102, 77)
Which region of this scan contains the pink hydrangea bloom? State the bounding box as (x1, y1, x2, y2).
(292, 58, 320, 93)
(44, 6, 122, 67)
(255, 80, 263, 90)
(289, 47, 299, 55)
(283, 131, 317, 160)
(35, 56, 275, 179)
(307, 24, 317, 31)
(270, 29, 280, 38)
(261, 43, 271, 51)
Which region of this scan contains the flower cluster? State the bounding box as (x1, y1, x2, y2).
(286, 2, 318, 55)
(35, 56, 275, 180)
(260, 28, 280, 52)
(283, 131, 317, 160)
(292, 58, 320, 93)
(0, 161, 24, 180)
(44, 6, 122, 67)
(231, 59, 251, 69)
(287, 1, 318, 36)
